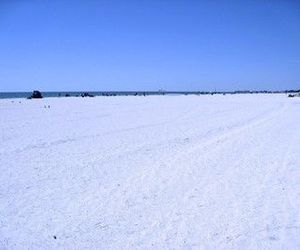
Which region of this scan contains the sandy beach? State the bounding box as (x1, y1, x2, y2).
(1, 94, 300, 249)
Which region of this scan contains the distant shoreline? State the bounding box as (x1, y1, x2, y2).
(0, 90, 299, 99)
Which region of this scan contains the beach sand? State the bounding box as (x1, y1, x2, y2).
(1, 94, 300, 249)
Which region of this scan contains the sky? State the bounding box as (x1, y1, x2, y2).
(0, 0, 300, 92)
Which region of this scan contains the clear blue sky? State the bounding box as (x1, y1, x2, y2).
(0, 0, 299, 92)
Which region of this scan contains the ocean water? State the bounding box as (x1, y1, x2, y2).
(0, 91, 290, 99)
(0, 91, 169, 99)
(0, 91, 205, 99)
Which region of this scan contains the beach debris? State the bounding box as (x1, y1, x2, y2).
(81, 92, 94, 97)
(28, 90, 43, 99)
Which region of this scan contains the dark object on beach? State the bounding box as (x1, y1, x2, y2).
(81, 92, 94, 97)
(288, 94, 295, 98)
(27, 90, 43, 99)
(65, 93, 71, 97)
(53, 235, 57, 239)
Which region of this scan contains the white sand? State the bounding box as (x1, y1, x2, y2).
(1, 94, 300, 249)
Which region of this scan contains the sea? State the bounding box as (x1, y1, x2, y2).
(0, 91, 164, 99)
(0, 90, 291, 99)
(0, 91, 205, 99)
